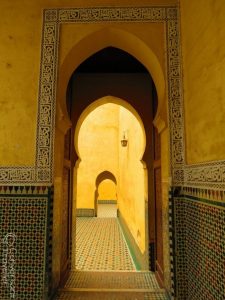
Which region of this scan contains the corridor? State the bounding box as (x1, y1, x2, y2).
(56, 215, 168, 300)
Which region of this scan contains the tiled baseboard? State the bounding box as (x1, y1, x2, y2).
(76, 209, 95, 217)
(118, 210, 148, 270)
(98, 200, 117, 204)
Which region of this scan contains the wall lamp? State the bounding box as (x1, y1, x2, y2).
(121, 131, 128, 147)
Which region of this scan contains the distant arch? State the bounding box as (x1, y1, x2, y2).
(94, 170, 117, 217)
(95, 170, 117, 188)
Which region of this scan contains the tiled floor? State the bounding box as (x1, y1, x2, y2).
(57, 271, 168, 300)
(56, 216, 169, 300)
(73, 217, 135, 270)
(63, 271, 160, 289)
(56, 291, 168, 299)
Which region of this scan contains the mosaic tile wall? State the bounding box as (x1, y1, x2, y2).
(76, 208, 95, 217)
(97, 204, 117, 218)
(169, 187, 225, 300)
(98, 200, 117, 204)
(0, 186, 53, 300)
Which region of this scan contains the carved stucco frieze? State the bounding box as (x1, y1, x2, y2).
(0, 6, 224, 189)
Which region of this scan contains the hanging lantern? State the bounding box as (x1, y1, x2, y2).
(121, 131, 128, 147)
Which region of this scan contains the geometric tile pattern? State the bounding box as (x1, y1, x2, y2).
(56, 291, 168, 300)
(63, 271, 160, 289)
(173, 195, 188, 299)
(73, 218, 135, 271)
(171, 188, 225, 300)
(168, 188, 176, 299)
(98, 200, 117, 204)
(57, 215, 169, 300)
(55, 271, 168, 300)
(97, 204, 117, 218)
(0, 187, 52, 300)
(76, 209, 95, 217)
(185, 200, 225, 300)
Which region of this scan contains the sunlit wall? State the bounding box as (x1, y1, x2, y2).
(75, 98, 146, 252)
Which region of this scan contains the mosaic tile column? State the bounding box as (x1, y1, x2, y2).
(0, 186, 53, 300)
(169, 187, 225, 300)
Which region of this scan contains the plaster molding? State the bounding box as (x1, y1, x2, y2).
(153, 114, 167, 133)
(56, 112, 72, 135)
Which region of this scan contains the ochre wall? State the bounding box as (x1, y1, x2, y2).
(0, 0, 175, 166)
(76, 103, 119, 209)
(118, 106, 146, 253)
(75, 100, 146, 252)
(180, 0, 225, 164)
(97, 179, 117, 200)
(0, 1, 41, 165)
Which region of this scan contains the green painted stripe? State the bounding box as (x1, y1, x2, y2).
(98, 200, 117, 204)
(118, 217, 141, 271)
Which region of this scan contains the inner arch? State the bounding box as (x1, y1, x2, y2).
(96, 170, 117, 187)
(75, 96, 146, 161)
(57, 27, 165, 126)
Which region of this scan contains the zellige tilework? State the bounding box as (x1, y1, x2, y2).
(0, 187, 52, 300)
(56, 291, 168, 300)
(64, 271, 160, 289)
(170, 188, 225, 299)
(73, 217, 135, 271)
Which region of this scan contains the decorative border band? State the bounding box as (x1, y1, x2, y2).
(184, 162, 225, 189)
(0, 6, 224, 189)
(76, 208, 95, 217)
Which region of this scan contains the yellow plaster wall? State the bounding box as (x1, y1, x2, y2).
(180, 0, 225, 164)
(59, 22, 165, 71)
(58, 22, 166, 122)
(76, 103, 119, 208)
(0, 1, 41, 165)
(97, 179, 117, 200)
(76, 100, 146, 252)
(0, 0, 175, 166)
(118, 106, 146, 253)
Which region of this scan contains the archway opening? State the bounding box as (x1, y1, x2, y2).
(74, 99, 146, 271)
(95, 171, 118, 218)
(58, 43, 165, 286)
